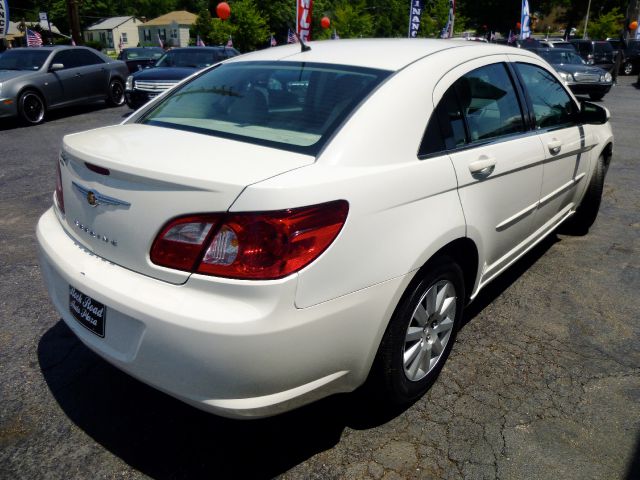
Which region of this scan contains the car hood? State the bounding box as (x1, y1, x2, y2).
(58, 123, 314, 284)
(0, 70, 39, 82)
(131, 67, 199, 81)
(553, 63, 606, 75)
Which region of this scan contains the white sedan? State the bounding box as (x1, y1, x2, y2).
(37, 39, 613, 418)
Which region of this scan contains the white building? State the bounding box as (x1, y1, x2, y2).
(138, 11, 197, 48)
(84, 16, 143, 54)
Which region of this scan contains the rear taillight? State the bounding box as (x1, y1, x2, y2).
(55, 158, 65, 214)
(150, 200, 349, 280)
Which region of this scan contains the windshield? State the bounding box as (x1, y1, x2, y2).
(0, 50, 50, 71)
(541, 50, 584, 65)
(155, 50, 221, 68)
(125, 48, 164, 60)
(140, 61, 390, 155)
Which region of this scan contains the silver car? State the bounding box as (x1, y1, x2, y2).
(0, 46, 129, 125)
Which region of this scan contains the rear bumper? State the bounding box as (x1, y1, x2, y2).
(37, 207, 405, 418)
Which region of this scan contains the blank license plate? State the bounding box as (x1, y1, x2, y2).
(69, 286, 106, 337)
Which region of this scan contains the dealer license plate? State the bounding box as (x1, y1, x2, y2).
(69, 286, 106, 337)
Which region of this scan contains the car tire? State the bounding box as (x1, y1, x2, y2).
(622, 61, 634, 76)
(564, 154, 606, 235)
(373, 257, 465, 405)
(18, 90, 46, 125)
(106, 79, 125, 106)
(589, 93, 605, 101)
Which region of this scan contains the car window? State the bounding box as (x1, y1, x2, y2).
(52, 50, 79, 69)
(515, 63, 577, 129)
(139, 61, 390, 155)
(74, 49, 104, 66)
(419, 63, 524, 156)
(594, 43, 613, 54)
(156, 50, 221, 68)
(457, 63, 525, 143)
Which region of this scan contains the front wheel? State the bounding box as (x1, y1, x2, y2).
(18, 90, 46, 125)
(374, 258, 465, 405)
(106, 79, 125, 106)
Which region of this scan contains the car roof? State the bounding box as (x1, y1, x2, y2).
(226, 38, 531, 72)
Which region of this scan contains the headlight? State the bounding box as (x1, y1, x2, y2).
(558, 71, 572, 82)
(126, 76, 133, 90)
(601, 72, 612, 83)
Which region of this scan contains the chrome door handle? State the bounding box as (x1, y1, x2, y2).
(469, 157, 496, 179)
(547, 139, 562, 155)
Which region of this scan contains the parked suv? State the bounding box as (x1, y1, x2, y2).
(570, 40, 616, 72)
(124, 46, 239, 109)
(607, 39, 640, 75)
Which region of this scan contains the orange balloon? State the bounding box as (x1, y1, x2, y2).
(321, 16, 330, 29)
(216, 2, 231, 21)
(516, 22, 521, 29)
(630, 21, 639, 30)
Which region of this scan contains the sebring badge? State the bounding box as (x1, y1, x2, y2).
(72, 182, 131, 208)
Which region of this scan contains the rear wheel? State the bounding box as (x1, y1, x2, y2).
(564, 154, 605, 235)
(374, 257, 465, 405)
(18, 90, 45, 125)
(106, 79, 125, 106)
(622, 61, 634, 76)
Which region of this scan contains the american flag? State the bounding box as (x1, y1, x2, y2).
(287, 29, 297, 44)
(27, 29, 43, 47)
(226, 35, 233, 47)
(270, 35, 277, 47)
(331, 29, 339, 40)
(196, 35, 205, 47)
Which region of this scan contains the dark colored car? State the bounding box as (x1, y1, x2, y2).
(117, 47, 165, 74)
(537, 48, 613, 100)
(0, 46, 129, 125)
(124, 46, 239, 109)
(607, 39, 640, 75)
(570, 40, 616, 72)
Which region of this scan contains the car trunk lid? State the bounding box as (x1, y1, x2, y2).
(59, 123, 313, 284)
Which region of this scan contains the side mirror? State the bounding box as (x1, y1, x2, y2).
(579, 100, 609, 124)
(50, 63, 64, 72)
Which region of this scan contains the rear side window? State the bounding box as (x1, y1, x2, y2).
(419, 62, 524, 156)
(515, 63, 577, 129)
(140, 61, 390, 155)
(594, 43, 613, 54)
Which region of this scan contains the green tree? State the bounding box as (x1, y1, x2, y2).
(226, 0, 270, 52)
(193, 8, 216, 44)
(587, 7, 625, 39)
(331, 1, 374, 39)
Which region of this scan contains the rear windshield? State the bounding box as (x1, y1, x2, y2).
(126, 48, 163, 60)
(139, 61, 391, 155)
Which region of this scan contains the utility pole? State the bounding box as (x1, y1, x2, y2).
(67, 0, 81, 45)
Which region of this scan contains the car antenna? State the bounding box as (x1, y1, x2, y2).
(288, 25, 311, 52)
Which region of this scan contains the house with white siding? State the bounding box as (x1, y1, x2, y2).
(84, 16, 143, 54)
(138, 11, 197, 48)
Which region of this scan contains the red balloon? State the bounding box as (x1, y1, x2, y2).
(321, 16, 330, 29)
(630, 21, 639, 30)
(516, 22, 521, 29)
(216, 2, 231, 21)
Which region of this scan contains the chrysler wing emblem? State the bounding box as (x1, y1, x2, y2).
(72, 182, 131, 208)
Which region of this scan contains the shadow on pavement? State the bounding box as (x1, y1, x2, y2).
(626, 433, 640, 480)
(38, 234, 560, 479)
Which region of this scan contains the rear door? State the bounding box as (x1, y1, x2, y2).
(433, 59, 545, 281)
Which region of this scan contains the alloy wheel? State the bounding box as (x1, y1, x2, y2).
(403, 279, 457, 382)
(20, 92, 45, 124)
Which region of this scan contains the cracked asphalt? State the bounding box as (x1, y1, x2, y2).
(0, 78, 639, 480)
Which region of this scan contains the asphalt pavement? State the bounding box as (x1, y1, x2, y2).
(0, 80, 638, 480)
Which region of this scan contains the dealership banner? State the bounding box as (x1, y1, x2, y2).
(408, 0, 423, 38)
(520, 0, 531, 39)
(297, 0, 313, 42)
(441, 0, 455, 38)
(0, 0, 9, 39)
